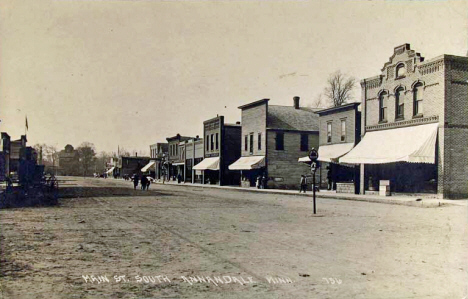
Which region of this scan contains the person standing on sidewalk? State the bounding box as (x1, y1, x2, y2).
(299, 175, 307, 193)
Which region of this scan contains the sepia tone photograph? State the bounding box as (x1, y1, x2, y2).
(0, 0, 467, 298)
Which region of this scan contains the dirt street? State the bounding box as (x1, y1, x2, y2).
(1, 177, 467, 299)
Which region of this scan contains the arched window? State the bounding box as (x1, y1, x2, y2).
(413, 83, 424, 116)
(396, 63, 406, 78)
(395, 87, 404, 119)
(379, 91, 388, 122)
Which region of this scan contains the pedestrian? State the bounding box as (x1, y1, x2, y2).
(261, 174, 267, 189)
(133, 174, 139, 190)
(141, 175, 148, 190)
(146, 178, 151, 190)
(327, 166, 333, 191)
(177, 173, 182, 184)
(256, 175, 261, 189)
(300, 175, 307, 193)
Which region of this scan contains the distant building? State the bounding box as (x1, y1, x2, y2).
(166, 134, 194, 180)
(229, 97, 319, 189)
(57, 144, 80, 176)
(142, 142, 169, 179)
(116, 155, 151, 177)
(193, 116, 241, 185)
(340, 44, 468, 199)
(9, 135, 27, 174)
(0, 133, 11, 180)
(184, 137, 204, 183)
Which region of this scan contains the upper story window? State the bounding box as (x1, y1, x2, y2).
(340, 119, 346, 142)
(413, 83, 424, 116)
(249, 133, 254, 154)
(258, 133, 262, 150)
(210, 134, 214, 151)
(396, 63, 406, 78)
(244, 135, 248, 151)
(300, 134, 308, 151)
(327, 122, 332, 143)
(206, 136, 209, 152)
(275, 132, 284, 151)
(379, 91, 388, 122)
(395, 87, 405, 119)
(215, 133, 219, 150)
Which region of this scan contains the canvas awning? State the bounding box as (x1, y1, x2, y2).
(106, 167, 115, 174)
(340, 123, 439, 164)
(193, 157, 220, 171)
(141, 161, 155, 172)
(172, 162, 184, 166)
(228, 156, 265, 170)
(298, 143, 355, 163)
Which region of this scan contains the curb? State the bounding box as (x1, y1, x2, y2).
(154, 181, 455, 208)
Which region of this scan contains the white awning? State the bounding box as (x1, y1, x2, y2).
(298, 143, 355, 163)
(193, 157, 220, 171)
(172, 162, 184, 166)
(106, 167, 115, 174)
(141, 161, 155, 172)
(298, 143, 354, 163)
(228, 156, 265, 170)
(340, 123, 439, 164)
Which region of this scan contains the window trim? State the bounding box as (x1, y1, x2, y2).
(395, 87, 405, 120)
(379, 91, 388, 123)
(300, 133, 308, 151)
(326, 121, 332, 144)
(340, 119, 346, 142)
(275, 132, 284, 151)
(258, 133, 262, 151)
(413, 83, 424, 117)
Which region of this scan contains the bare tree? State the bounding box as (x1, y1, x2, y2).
(324, 70, 356, 107)
(33, 143, 59, 173)
(307, 93, 326, 109)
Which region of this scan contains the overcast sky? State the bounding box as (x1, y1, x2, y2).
(1, 0, 467, 154)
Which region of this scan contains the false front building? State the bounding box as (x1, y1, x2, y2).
(193, 116, 241, 185)
(340, 44, 468, 199)
(229, 97, 319, 189)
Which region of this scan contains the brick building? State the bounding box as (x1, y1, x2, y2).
(229, 97, 319, 189)
(305, 103, 361, 193)
(193, 116, 241, 185)
(340, 44, 468, 199)
(166, 134, 193, 181)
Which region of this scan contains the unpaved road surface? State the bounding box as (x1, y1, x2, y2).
(1, 177, 467, 298)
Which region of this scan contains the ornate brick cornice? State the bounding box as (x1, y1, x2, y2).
(366, 115, 439, 132)
(418, 59, 444, 75)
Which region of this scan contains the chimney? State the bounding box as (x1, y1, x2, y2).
(293, 96, 300, 109)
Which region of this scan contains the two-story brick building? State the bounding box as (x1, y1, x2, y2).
(193, 116, 241, 185)
(340, 44, 468, 199)
(229, 97, 319, 189)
